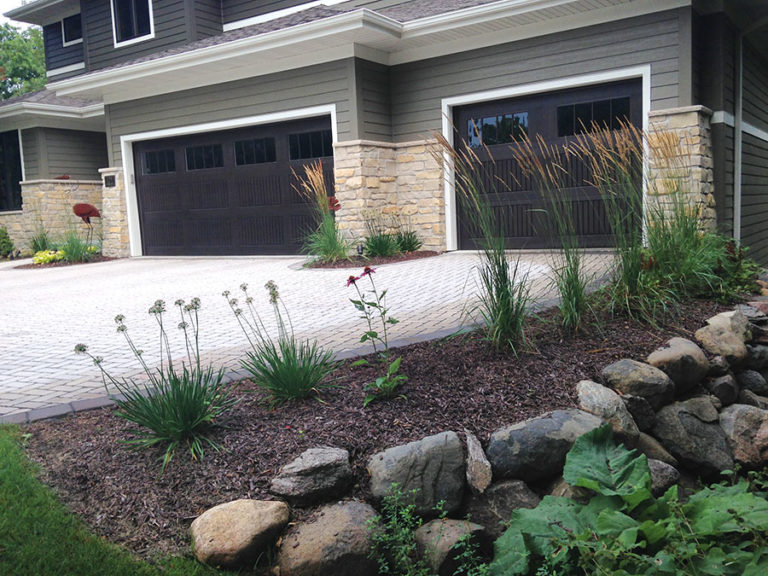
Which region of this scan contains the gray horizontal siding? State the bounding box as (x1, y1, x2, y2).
(743, 40, 768, 133)
(222, 0, 308, 24)
(106, 59, 354, 165)
(83, 0, 193, 72)
(356, 59, 391, 141)
(43, 21, 84, 71)
(20, 129, 41, 181)
(192, 0, 223, 39)
(43, 129, 108, 180)
(740, 133, 768, 264)
(389, 10, 683, 141)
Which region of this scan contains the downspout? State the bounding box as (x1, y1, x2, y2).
(733, 33, 742, 242)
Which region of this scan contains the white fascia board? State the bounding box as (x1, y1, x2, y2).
(0, 102, 103, 121)
(46, 62, 85, 78)
(5, 0, 80, 26)
(50, 9, 401, 98)
(223, 0, 350, 32)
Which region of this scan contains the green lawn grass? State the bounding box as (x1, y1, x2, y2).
(0, 425, 227, 576)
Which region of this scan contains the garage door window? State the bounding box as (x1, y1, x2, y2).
(467, 112, 528, 148)
(186, 144, 223, 171)
(143, 150, 175, 174)
(557, 97, 630, 137)
(235, 137, 276, 165)
(289, 129, 332, 160)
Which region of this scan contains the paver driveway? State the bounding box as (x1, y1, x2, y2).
(0, 252, 611, 421)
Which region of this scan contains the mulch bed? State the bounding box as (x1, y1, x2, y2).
(14, 255, 118, 269)
(22, 299, 727, 565)
(303, 250, 441, 269)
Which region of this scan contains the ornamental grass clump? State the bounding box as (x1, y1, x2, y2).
(74, 298, 236, 471)
(296, 161, 351, 263)
(433, 133, 533, 352)
(225, 281, 338, 405)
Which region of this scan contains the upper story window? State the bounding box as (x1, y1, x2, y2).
(62, 14, 83, 46)
(111, 0, 154, 47)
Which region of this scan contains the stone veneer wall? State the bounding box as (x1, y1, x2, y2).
(647, 106, 716, 230)
(333, 139, 444, 252)
(99, 167, 130, 258)
(0, 180, 102, 253)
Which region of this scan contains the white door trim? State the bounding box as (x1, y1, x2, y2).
(440, 65, 651, 251)
(119, 104, 338, 256)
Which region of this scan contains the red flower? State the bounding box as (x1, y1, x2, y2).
(328, 197, 341, 212)
(361, 266, 375, 277)
(346, 275, 360, 287)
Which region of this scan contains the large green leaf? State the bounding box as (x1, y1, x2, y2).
(684, 480, 768, 535)
(563, 425, 652, 511)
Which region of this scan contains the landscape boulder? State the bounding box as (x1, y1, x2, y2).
(601, 359, 674, 410)
(270, 447, 353, 506)
(705, 374, 739, 406)
(648, 459, 680, 497)
(737, 389, 768, 409)
(368, 431, 465, 515)
(745, 344, 768, 370)
(414, 519, 491, 576)
(695, 325, 748, 365)
(707, 355, 731, 377)
(706, 310, 752, 342)
(277, 501, 377, 576)
(646, 338, 709, 394)
(464, 429, 492, 494)
(621, 395, 656, 432)
(652, 397, 733, 476)
(463, 480, 541, 539)
(486, 409, 603, 482)
(191, 499, 289, 569)
(719, 404, 768, 467)
(577, 380, 639, 441)
(634, 432, 678, 467)
(736, 370, 768, 396)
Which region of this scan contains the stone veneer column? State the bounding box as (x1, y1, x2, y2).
(99, 167, 130, 258)
(0, 180, 102, 253)
(647, 106, 716, 230)
(333, 139, 445, 252)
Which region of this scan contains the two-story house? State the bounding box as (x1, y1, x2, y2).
(1, 1, 767, 262)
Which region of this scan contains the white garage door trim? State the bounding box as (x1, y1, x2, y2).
(120, 104, 338, 256)
(440, 65, 651, 251)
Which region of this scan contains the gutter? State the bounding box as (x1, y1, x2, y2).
(0, 102, 104, 121)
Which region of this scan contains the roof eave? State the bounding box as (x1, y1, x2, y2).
(5, 0, 81, 26)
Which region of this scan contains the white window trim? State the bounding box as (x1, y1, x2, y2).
(223, 0, 350, 32)
(17, 129, 26, 182)
(120, 104, 338, 256)
(111, 0, 155, 49)
(440, 65, 651, 251)
(61, 14, 83, 47)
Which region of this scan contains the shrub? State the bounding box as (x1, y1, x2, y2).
(225, 281, 338, 405)
(363, 213, 401, 258)
(0, 226, 14, 258)
(59, 229, 94, 263)
(30, 229, 52, 253)
(75, 298, 237, 470)
(490, 425, 768, 575)
(33, 249, 65, 265)
(296, 161, 351, 263)
(394, 221, 423, 253)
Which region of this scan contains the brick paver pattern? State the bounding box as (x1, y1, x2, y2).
(0, 252, 612, 419)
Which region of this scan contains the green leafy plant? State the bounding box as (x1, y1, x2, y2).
(296, 161, 351, 263)
(59, 229, 95, 263)
(490, 425, 768, 575)
(225, 281, 338, 406)
(347, 267, 407, 406)
(30, 229, 52, 253)
(0, 225, 14, 258)
(394, 219, 423, 253)
(75, 298, 237, 470)
(368, 484, 432, 576)
(433, 134, 533, 351)
(363, 212, 401, 258)
(32, 249, 64, 265)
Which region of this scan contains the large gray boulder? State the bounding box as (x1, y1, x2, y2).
(634, 432, 678, 467)
(270, 447, 353, 506)
(463, 480, 541, 539)
(646, 338, 709, 394)
(738, 389, 768, 409)
(277, 501, 377, 576)
(737, 370, 768, 396)
(486, 409, 603, 482)
(367, 431, 465, 515)
(622, 395, 656, 432)
(601, 359, 674, 410)
(705, 374, 739, 406)
(719, 404, 768, 467)
(414, 519, 491, 576)
(465, 429, 492, 494)
(191, 499, 290, 569)
(577, 380, 639, 441)
(695, 325, 748, 365)
(706, 310, 752, 342)
(648, 459, 680, 497)
(652, 397, 733, 476)
(745, 344, 768, 370)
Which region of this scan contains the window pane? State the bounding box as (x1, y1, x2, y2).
(557, 105, 574, 137)
(512, 112, 529, 140)
(593, 99, 611, 129)
(235, 138, 276, 165)
(289, 130, 332, 160)
(611, 97, 631, 129)
(186, 144, 223, 170)
(63, 14, 82, 43)
(467, 120, 482, 148)
(0, 130, 23, 212)
(574, 102, 592, 134)
(135, 0, 151, 37)
(143, 150, 175, 174)
(114, 0, 151, 42)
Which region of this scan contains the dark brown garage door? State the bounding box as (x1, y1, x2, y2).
(134, 116, 334, 256)
(454, 79, 642, 250)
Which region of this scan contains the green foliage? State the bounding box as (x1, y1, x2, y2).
(395, 228, 423, 253)
(30, 229, 52, 253)
(59, 229, 94, 263)
(368, 484, 432, 576)
(364, 213, 401, 258)
(347, 268, 407, 406)
(226, 281, 338, 405)
(75, 299, 237, 471)
(0, 225, 14, 257)
(33, 249, 65, 264)
(0, 426, 221, 576)
(0, 24, 46, 100)
(490, 425, 768, 576)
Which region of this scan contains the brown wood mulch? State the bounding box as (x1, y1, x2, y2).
(303, 250, 441, 269)
(22, 299, 728, 563)
(14, 255, 118, 269)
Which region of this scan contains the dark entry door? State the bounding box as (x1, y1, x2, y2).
(134, 116, 334, 256)
(454, 79, 642, 249)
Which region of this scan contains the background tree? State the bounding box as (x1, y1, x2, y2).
(0, 23, 46, 100)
